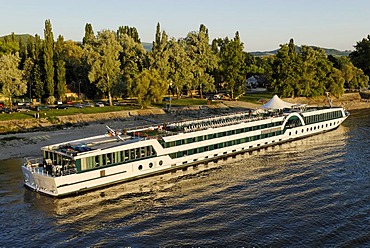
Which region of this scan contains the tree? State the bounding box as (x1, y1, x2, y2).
(83, 23, 95, 46)
(334, 56, 369, 89)
(86, 29, 122, 105)
(219, 32, 246, 99)
(270, 39, 300, 97)
(185, 24, 218, 98)
(117, 26, 141, 43)
(0, 53, 27, 109)
(349, 34, 370, 77)
(133, 69, 167, 108)
(116, 28, 147, 97)
(33, 34, 44, 99)
(43, 19, 55, 99)
(0, 32, 19, 56)
(149, 23, 169, 81)
(55, 35, 67, 100)
(167, 38, 194, 99)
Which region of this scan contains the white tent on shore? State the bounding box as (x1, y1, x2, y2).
(260, 95, 294, 109)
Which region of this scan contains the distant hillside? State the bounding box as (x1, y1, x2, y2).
(1, 34, 351, 57)
(0, 33, 34, 43)
(142, 42, 152, 52)
(250, 46, 352, 57)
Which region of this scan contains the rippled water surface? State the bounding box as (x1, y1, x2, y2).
(1, 109, 369, 247)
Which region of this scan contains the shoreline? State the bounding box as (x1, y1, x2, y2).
(0, 97, 368, 161)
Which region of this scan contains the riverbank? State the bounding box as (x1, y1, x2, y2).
(0, 93, 368, 136)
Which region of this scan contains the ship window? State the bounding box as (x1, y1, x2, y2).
(95, 155, 100, 166)
(141, 147, 146, 157)
(125, 150, 129, 161)
(295, 131, 298, 134)
(138, 165, 143, 170)
(130, 149, 135, 160)
(107, 153, 113, 164)
(159, 160, 163, 166)
(149, 162, 153, 168)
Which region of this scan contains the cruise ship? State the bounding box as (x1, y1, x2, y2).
(22, 95, 349, 197)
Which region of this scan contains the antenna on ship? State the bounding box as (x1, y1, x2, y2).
(106, 125, 124, 141)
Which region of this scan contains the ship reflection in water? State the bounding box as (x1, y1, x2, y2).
(18, 120, 369, 247)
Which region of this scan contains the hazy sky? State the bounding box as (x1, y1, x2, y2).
(1, 0, 369, 51)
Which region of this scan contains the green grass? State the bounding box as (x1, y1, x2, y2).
(0, 105, 138, 121)
(153, 98, 213, 107)
(0, 92, 274, 122)
(239, 91, 273, 104)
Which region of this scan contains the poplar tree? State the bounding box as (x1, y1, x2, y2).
(43, 19, 55, 100)
(34, 34, 44, 99)
(83, 23, 95, 46)
(55, 35, 67, 100)
(150, 23, 169, 81)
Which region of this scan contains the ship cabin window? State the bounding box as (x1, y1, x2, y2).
(79, 146, 157, 172)
(285, 116, 302, 129)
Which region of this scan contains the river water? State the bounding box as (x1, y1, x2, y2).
(1, 109, 369, 247)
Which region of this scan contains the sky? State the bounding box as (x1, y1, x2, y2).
(1, 0, 369, 52)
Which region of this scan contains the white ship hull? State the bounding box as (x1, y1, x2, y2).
(22, 107, 348, 197)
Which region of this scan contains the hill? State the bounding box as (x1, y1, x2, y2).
(250, 46, 352, 57)
(0, 33, 34, 43)
(0, 34, 352, 56)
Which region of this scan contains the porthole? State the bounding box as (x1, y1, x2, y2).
(295, 131, 298, 134)
(321, 125, 324, 128)
(289, 132, 291, 136)
(302, 129, 304, 133)
(326, 124, 328, 127)
(149, 162, 153, 168)
(138, 165, 143, 170)
(159, 160, 163, 166)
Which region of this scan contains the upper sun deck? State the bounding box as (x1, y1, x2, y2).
(42, 106, 343, 157)
(41, 133, 145, 157)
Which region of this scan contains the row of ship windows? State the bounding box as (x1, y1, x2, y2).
(168, 131, 283, 159)
(162, 121, 283, 148)
(288, 121, 339, 135)
(304, 111, 342, 125)
(79, 146, 157, 171)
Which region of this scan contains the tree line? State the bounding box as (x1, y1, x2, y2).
(0, 20, 369, 109)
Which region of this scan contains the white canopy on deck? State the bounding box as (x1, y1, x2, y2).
(260, 95, 294, 109)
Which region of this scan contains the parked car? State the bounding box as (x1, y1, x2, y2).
(95, 102, 104, 107)
(83, 102, 94, 108)
(16, 107, 30, 112)
(74, 103, 84, 108)
(0, 107, 13, 114)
